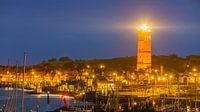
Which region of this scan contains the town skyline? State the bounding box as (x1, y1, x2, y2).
(1, 1, 200, 111)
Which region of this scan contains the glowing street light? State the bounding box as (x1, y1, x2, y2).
(113, 72, 117, 76)
(164, 73, 168, 76)
(31, 71, 35, 75)
(151, 76, 154, 80)
(169, 75, 173, 79)
(158, 77, 161, 81)
(131, 75, 135, 80)
(92, 75, 95, 78)
(84, 72, 89, 75)
(86, 65, 90, 68)
(100, 65, 105, 69)
(145, 73, 150, 84)
(193, 68, 197, 72)
(57, 71, 61, 75)
(162, 77, 166, 81)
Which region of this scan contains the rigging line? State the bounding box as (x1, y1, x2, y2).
(5, 87, 15, 112)
(22, 52, 27, 112)
(5, 85, 13, 112)
(8, 88, 15, 112)
(12, 78, 18, 112)
(3, 59, 11, 112)
(7, 63, 19, 112)
(10, 84, 17, 112)
(14, 61, 19, 112)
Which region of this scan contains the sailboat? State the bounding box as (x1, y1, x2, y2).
(1, 61, 19, 112)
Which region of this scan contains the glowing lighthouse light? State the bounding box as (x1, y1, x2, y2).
(139, 24, 151, 32)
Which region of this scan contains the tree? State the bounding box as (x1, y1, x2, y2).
(59, 57, 71, 62)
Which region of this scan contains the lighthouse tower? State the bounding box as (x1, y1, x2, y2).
(137, 24, 152, 71)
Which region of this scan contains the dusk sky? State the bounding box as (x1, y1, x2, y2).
(1, 0, 200, 65)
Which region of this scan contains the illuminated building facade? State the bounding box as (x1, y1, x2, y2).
(137, 24, 151, 71)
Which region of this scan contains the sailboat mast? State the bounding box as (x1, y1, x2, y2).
(15, 61, 19, 112)
(22, 52, 27, 112)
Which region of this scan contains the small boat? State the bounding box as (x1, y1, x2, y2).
(26, 88, 43, 94)
(49, 106, 77, 112)
(4, 87, 14, 91)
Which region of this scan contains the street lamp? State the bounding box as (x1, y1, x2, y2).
(158, 77, 161, 81)
(86, 65, 90, 69)
(162, 77, 166, 81)
(193, 68, 198, 110)
(92, 75, 95, 79)
(154, 69, 159, 85)
(57, 71, 61, 75)
(145, 73, 150, 84)
(192, 68, 197, 72)
(168, 75, 173, 94)
(100, 65, 105, 69)
(31, 71, 35, 75)
(169, 75, 173, 79)
(162, 76, 167, 109)
(99, 65, 105, 76)
(150, 75, 156, 105)
(151, 76, 154, 80)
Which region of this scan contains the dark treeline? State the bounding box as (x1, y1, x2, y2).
(1, 54, 200, 74)
(32, 54, 200, 74)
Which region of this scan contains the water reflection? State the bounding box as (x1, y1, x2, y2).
(0, 88, 73, 111)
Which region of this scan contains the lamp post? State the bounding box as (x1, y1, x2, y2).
(131, 75, 134, 110)
(115, 74, 119, 112)
(145, 73, 150, 84)
(177, 74, 180, 111)
(47, 91, 50, 104)
(154, 69, 159, 93)
(192, 68, 198, 110)
(92, 75, 95, 91)
(169, 75, 173, 107)
(150, 75, 155, 107)
(194, 73, 197, 110)
(155, 69, 158, 74)
(164, 74, 169, 94)
(99, 65, 105, 77)
(162, 77, 166, 109)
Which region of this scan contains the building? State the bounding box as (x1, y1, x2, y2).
(137, 24, 152, 71)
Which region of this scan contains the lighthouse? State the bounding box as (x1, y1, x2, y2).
(137, 24, 152, 71)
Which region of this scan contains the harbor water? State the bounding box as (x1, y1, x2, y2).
(0, 88, 78, 111)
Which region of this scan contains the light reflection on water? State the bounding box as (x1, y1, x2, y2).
(0, 88, 74, 111)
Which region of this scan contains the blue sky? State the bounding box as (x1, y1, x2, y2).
(1, 0, 200, 65)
